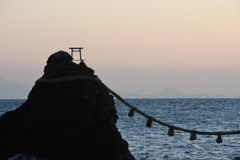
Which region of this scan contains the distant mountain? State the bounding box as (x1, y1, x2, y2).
(189, 94, 226, 99)
(156, 88, 187, 98)
(157, 89, 227, 98)
(118, 88, 228, 99)
(0, 78, 31, 99)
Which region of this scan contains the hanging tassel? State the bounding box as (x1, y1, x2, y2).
(146, 117, 153, 128)
(128, 108, 135, 117)
(167, 127, 174, 136)
(189, 131, 197, 141)
(216, 135, 223, 143)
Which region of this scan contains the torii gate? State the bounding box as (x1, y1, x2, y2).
(69, 47, 83, 61)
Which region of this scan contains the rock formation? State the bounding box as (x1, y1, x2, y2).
(0, 51, 135, 160)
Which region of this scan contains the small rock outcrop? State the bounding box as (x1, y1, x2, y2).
(0, 51, 135, 160)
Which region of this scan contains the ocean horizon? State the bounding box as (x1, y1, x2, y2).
(1, 98, 240, 160)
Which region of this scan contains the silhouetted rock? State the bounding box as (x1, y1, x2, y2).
(0, 51, 135, 160)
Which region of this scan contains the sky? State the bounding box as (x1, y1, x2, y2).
(0, 0, 240, 98)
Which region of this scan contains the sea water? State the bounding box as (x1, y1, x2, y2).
(1, 99, 240, 160)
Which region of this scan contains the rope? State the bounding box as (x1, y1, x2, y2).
(36, 75, 240, 143)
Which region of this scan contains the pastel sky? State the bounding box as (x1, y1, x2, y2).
(0, 0, 240, 98)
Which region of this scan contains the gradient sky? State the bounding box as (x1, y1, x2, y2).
(1, 0, 240, 98)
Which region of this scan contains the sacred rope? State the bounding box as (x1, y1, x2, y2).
(36, 75, 240, 143)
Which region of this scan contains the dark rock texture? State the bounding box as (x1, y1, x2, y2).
(0, 51, 135, 160)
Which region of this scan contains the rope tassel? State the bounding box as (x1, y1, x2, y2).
(167, 127, 174, 136)
(216, 135, 223, 143)
(128, 108, 135, 117)
(190, 131, 197, 141)
(146, 117, 153, 128)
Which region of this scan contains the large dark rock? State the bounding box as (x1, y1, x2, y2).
(0, 51, 135, 160)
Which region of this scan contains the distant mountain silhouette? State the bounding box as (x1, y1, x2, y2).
(236, 95, 240, 98)
(157, 88, 186, 98)
(189, 94, 226, 98)
(118, 88, 229, 99)
(0, 77, 233, 99)
(0, 78, 31, 99)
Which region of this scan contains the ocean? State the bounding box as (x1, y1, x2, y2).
(1, 99, 240, 160)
